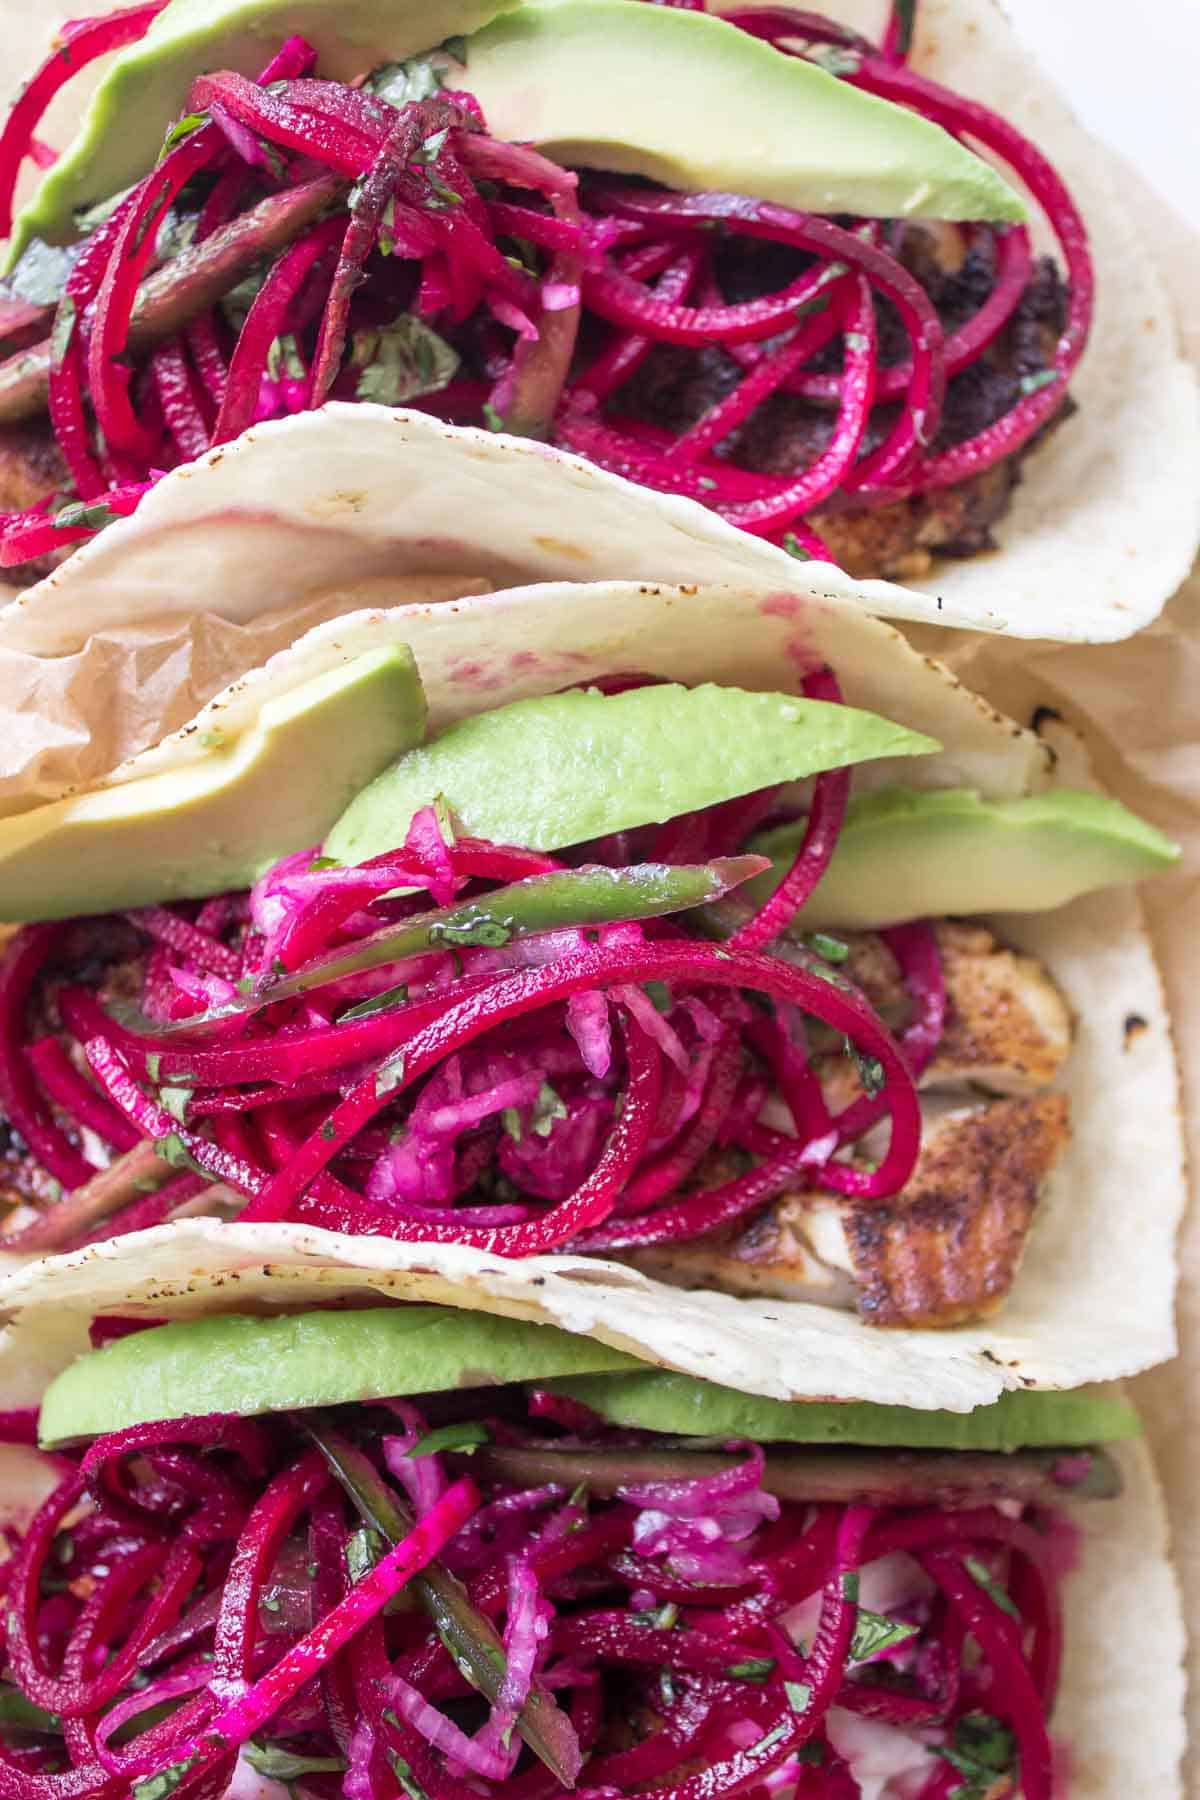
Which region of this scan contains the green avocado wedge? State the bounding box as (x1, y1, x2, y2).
(546, 1368, 1140, 1451)
(38, 1308, 645, 1446)
(0, 646, 427, 922)
(325, 683, 939, 865)
(7, 0, 1023, 265)
(38, 1305, 1139, 1453)
(455, 1, 1024, 224)
(745, 786, 1181, 931)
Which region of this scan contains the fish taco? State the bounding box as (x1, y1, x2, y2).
(0, 0, 1195, 639)
(0, 558, 1183, 1410)
(0, 1302, 1184, 1799)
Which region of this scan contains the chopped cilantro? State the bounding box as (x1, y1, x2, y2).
(374, 1053, 407, 1099)
(339, 984, 410, 1024)
(531, 1080, 568, 1138)
(642, 979, 672, 1014)
(482, 402, 505, 432)
(266, 332, 306, 384)
(964, 1556, 1020, 1621)
(430, 914, 514, 949)
(145, 1053, 162, 1083)
(500, 1106, 523, 1143)
(243, 1744, 345, 1781)
(161, 112, 208, 156)
(352, 317, 460, 406)
(934, 1712, 1017, 1799)
(308, 854, 341, 872)
(726, 1657, 775, 1683)
(841, 1570, 860, 1603)
(367, 55, 444, 107)
(843, 1037, 885, 1098)
(8, 237, 75, 308)
(629, 1601, 679, 1629)
(850, 1609, 920, 1662)
(807, 931, 850, 964)
(748, 1721, 790, 1758)
(781, 531, 813, 561)
(49, 295, 76, 368)
(1019, 369, 1060, 397)
(407, 1421, 490, 1459)
(158, 1086, 193, 1124)
(132, 1754, 200, 1800)
(413, 126, 451, 166)
(0, 1689, 62, 1733)
(53, 497, 122, 533)
(154, 1134, 206, 1177)
(388, 1753, 431, 1800)
(808, 45, 862, 76)
(346, 1526, 385, 1584)
(319, 1121, 337, 1142)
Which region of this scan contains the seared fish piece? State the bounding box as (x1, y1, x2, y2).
(628, 1093, 1071, 1329)
(817, 921, 1073, 1107)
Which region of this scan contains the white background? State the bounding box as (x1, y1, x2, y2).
(1004, 0, 1200, 233)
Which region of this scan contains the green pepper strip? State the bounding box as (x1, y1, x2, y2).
(305, 1419, 581, 1788)
(167, 854, 766, 1032)
(451, 1442, 1121, 1508)
(0, 174, 346, 424)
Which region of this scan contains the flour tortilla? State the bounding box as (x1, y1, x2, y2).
(0, 1315, 1183, 1799)
(0, 0, 1196, 644)
(0, 559, 1052, 817)
(0, 599, 1183, 1409)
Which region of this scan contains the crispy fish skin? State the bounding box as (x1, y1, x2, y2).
(631, 1093, 1071, 1328)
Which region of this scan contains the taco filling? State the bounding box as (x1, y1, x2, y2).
(0, 0, 1086, 583)
(0, 666, 1175, 1334)
(0, 1305, 1142, 1800)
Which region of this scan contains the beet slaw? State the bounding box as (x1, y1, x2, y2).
(0, 1367, 1072, 1800)
(0, 0, 1092, 568)
(0, 663, 947, 1260)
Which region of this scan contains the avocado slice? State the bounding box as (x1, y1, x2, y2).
(38, 1305, 1138, 1451)
(545, 1368, 1140, 1450)
(457, 1, 1022, 223)
(38, 1307, 645, 1445)
(325, 683, 939, 865)
(0, 646, 427, 922)
(8, 0, 1022, 265)
(745, 786, 1181, 931)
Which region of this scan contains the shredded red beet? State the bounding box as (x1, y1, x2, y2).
(0, 655, 951, 1258)
(0, 1391, 1063, 1800)
(0, 1, 1091, 567)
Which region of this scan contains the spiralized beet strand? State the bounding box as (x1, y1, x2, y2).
(0, 1393, 1068, 1800)
(0, 2, 1089, 564)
